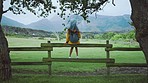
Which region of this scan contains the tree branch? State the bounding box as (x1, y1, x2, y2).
(112, 0, 116, 6)
(3, 8, 10, 14)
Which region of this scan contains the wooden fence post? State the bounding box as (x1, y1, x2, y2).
(47, 41, 52, 75)
(106, 40, 110, 75)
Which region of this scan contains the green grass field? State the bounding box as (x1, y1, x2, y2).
(4, 37, 147, 83)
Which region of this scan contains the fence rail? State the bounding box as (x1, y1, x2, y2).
(107, 63, 147, 67)
(43, 58, 115, 63)
(105, 47, 142, 51)
(11, 62, 51, 65)
(41, 43, 113, 48)
(9, 47, 53, 51)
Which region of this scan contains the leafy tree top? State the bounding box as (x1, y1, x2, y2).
(3, 0, 115, 21)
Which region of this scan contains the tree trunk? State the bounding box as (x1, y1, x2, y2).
(130, 0, 148, 64)
(0, 0, 12, 81)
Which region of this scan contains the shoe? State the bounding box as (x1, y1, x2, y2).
(76, 56, 79, 59)
(69, 57, 71, 58)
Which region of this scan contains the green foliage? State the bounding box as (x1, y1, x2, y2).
(4, 0, 109, 21)
(8, 0, 56, 17)
(111, 31, 135, 40)
(101, 32, 116, 39)
(82, 32, 95, 39)
(59, 31, 66, 40)
(58, 0, 109, 20)
(111, 34, 124, 40)
(93, 31, 136, 41)
(38, 37, 45, 40)
(126, 30, 135, 39)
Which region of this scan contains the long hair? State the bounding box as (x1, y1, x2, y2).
(69, 20, 79, 31)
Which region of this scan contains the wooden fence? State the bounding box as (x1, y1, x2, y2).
(9, 40, 147, 75)
(105, 47, 147, 67)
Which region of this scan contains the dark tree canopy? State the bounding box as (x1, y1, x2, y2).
(58, 0, 110, 20)
(3, 0, 115, 21)
(4, 0, 56, 17)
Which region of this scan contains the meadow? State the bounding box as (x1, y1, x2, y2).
(3, 37, 147, 83)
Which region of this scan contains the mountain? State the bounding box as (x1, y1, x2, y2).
(27, 19, 55, 32)
(77, 14, 133, 32)
(26, 16, 64, 32)
(49, 15, 65, 31)
(2, 14, 133, 32)
(1, 16, 26, 28)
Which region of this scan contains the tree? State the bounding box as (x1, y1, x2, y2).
(0, 0, 56, 80)
(129, 0, 148, 66)
(57, 0, 109, 22)
(102, 32, 116, 40)
(0, 0, 11, 80)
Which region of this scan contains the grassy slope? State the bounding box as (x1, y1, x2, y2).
(5, 37, 147, 83)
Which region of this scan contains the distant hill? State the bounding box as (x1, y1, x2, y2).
(26, 14, 133, 32)
(26, 16, 64, 32)
(76, 14, 133, 32)
(27, 19, 56, 32)
(2, 16, 26, 28)
(2, 25, 52, 37)
(2, 14, 133, 32)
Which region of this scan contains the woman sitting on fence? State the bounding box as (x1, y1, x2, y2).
(65, 20, 81, 58)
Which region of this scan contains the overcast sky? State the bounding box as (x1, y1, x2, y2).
(3, 0, 131, 25)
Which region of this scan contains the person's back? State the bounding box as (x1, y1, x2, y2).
(65, 20, 81, 58)
(66, 20, 81, 44)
